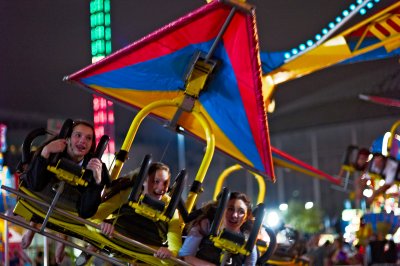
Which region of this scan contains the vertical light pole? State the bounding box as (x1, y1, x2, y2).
(310, 133, 321, 207)
(275, 139, 285, 204)
(177, 133, 187, 196)
(90, 0, 115, 168)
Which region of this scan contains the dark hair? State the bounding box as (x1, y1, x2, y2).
(228, 191, 253, 222)
(354, 148, 370, 171)
(185, 191, 253, 235)
(32, 119, 95, 160)
(147, 162, 171, 188)
(358, 148, 370, 156)
(101, 162, 170, 201)
(117, 162, 171, 182)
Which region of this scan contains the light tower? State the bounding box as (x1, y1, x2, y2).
(89, 0, 115, 167)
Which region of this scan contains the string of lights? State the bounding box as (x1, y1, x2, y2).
(284, 0, 382, 61)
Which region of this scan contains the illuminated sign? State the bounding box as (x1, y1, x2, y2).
(90, 0, 115, 162)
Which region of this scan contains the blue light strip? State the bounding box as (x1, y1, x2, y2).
(284, 0, 380, 61)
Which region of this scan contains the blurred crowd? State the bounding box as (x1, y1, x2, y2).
(302, 233, 399, 266)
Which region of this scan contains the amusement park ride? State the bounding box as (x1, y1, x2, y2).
(0, 0, 399, 265)
(335, 119, 400, 258)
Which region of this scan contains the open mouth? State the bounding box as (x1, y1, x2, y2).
(227, 219, 239, 227)
(75, 144, 86, 152)
(153, 191, 164, 198)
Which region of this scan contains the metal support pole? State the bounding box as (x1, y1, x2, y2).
(41, 181, 65, 231)
(311, 133, 321, 207)
(276, 140, 285, 204)
(4, 220, 8, 266)
(205, 7, 236, 61)
(44, 236, 48, 266)
(177, 133, 187, 197)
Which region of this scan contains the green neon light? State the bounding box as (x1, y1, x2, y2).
(90, 0, 111, 57)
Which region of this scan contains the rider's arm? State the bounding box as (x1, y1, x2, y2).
(89, 187, 131, 223)
(166, 209, 182, 256)
(100, 162, 111, 186)
(26, 139, 67, 191)
(179, 234, 215, 266)
(178, 235, 202, 257)
(25, 153, 51, 191)
(244, 246, 257, 266)
(179, 219, 216, 266)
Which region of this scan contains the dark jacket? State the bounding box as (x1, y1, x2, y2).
(25, 151, 109, 218)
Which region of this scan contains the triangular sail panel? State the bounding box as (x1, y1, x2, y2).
(66, 1, 275, 180)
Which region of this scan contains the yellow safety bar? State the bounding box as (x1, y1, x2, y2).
(213, 164, 266, 204)
(129, 195, 169, 223)
(110, 98, 181, 180)
(47, 165, 87, 187)
(265, 259, 298, 266)
(109, 95, 215, 214)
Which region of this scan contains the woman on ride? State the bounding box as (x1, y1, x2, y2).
(21, 119, 110, 263)
(179, 191, 257, 266)
(75, 162, 182, 265)
(25, 119, 110, 216)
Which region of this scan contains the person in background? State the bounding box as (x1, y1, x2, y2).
(368, 232, 386, 265)
(9, 248, 32, 266)
(329, 236, 349, 265)
(34, 250, 44, 266)
(308, 240, 331, 266)
(383, 239, 397, 264)
(355, 153, 388, 207)
(348, 148, 369, 209)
